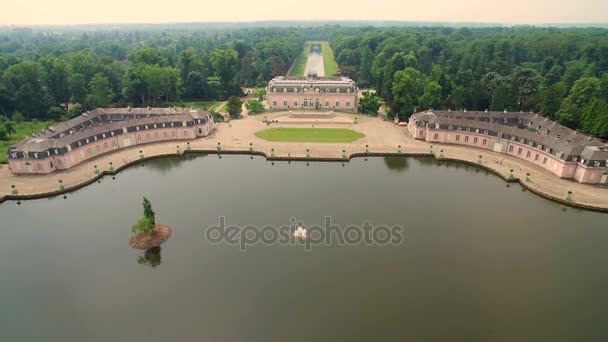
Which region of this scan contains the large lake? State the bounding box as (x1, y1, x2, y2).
(1, 155, 607, 341)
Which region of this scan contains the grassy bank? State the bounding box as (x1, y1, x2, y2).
(288, 42, 311, 76)
(165, 101, 224, 111)
(1, 121, 54, 163)
(317, 41, 339, 76)
(255, 128, 364, 143)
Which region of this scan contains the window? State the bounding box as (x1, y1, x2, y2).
(184, 131, 188, 137)
(146, 133, 150, 140)
(518, 148, 523, 155)
(112, 141, 117, 147)
(543, 157, 548, 165)
(303, 99, 308, 107)
(164, 132, 168, 137)
(464, 136, 469, 143)
(336, 101, 340, 107)
(419, 130, 424, 136)
(104, 142, 108, 149)
(482, 139, 487, 145)
(283, 101, 287, 107)
(96, 145, 100, 152)
(473, 137, 478, 144)
(294, 101, 298, 107)
(325, 101, 329, 107)
(526, 151, 531, 158)
(346, 102, 350, 107)
(273, 101, 277, 106)
(137, 135, 141, 141)
(456, 135, 460, 142)
(199, 128, 202, 134)
(535, 154, 540, 161)
(434, 133, 439, 139)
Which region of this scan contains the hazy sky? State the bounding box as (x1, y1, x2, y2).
(1, 0, 607, 25)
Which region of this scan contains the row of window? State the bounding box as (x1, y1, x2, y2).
(273, 100, 350, 107)
(136, 130, 185, 141)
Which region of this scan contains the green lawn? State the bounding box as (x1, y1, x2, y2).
(288, 42, 311, 76)
(255, 128, 364, 143)
(1, 120, 54, 163)
(316, 41, 339, 76)
(166, 101, 224, 111)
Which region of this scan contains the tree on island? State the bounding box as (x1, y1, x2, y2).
(132, 197, 156, 234)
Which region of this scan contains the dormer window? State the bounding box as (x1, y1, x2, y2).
(572, 156, 578, 162)
(475, 128, 479, 133)
(503, 118, 508, 123)
(594, 161, 600, 167)
(283, 88, 287, 93)
(457, 126, 462, 131)
(466, 127, 471, 132)
(483, 130, 489, 135)
(448, 125, 453, 130)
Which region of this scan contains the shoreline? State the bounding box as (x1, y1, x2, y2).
(1, 148, 607, 212)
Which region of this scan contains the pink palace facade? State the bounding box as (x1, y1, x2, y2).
(408, 109, 608, 184)
(267, 76, 358, 111)
(8, 107, 214, 174)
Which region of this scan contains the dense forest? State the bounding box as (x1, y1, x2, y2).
(1, 24, 608, 138)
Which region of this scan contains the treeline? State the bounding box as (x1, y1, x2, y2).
(0, 27, 303, 120)
(1, 25, 608, 138)
(330, 26, 608, 137)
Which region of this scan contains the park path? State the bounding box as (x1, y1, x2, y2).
(1, 114, 607, 210)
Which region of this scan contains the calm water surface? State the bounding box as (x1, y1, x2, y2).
(1, 155, 607, 341)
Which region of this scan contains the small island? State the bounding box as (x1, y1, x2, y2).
(129, 197, 172, 250)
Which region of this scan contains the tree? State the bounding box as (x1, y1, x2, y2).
(0, 125, 7, 141)
(539, 82, 567, 118)
(357, 91, 381, 115)
(252, 88, 266, 101)
(391, 67, 424, 119)
(2, 61, 52, 119)
(86, 73, 113, 108)
(143, 197, 156, 225)
(3, 120, 15, 136)
(245, 99, 264, 114)
(68, 73, 87, 105)
(132, 197, 156, 234)
(211, 48, 239, 98)
(419, 81, 442, 110)
(226, 96, 243, 118)
(581, 97, 608, 137)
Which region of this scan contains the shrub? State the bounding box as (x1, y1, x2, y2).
(132, 216, 155, 234)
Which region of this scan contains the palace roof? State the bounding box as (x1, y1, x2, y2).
(268, 76, 357, 94)
(9, 107, 211, 155)
(411, 110, 608, 162)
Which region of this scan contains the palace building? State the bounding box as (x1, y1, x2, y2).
(409, 109, 608, 184)
(266, 76, 358, 111)
(8, 107, 214, 174)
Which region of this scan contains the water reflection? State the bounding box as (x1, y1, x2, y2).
(383, 156, 409, 172)
(146, 154, 206, 173)
(137, 246, 162, 268)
